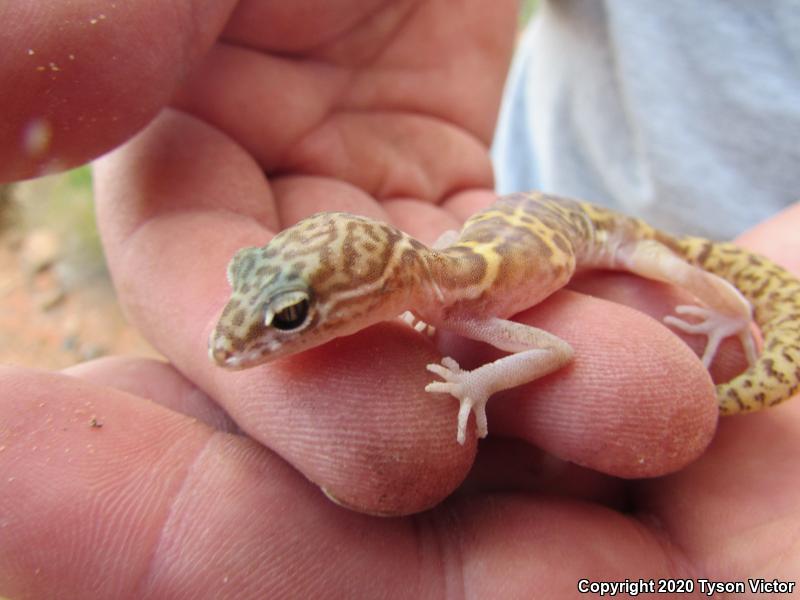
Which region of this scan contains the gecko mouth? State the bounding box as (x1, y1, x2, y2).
(209, 346, 262, 370)
(209, 331, 285, 369)
(209, 343, 241, 369)
(208, 327, 246, 369)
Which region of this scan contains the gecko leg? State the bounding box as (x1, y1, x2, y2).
(425, 318, 573, 444)
(397, 232, 458, 335)
(617, 240, 757, 367)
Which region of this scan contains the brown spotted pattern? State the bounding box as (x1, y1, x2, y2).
(673, 238, 800, 412)
(210, 212, 433, 367)
(426, 193, 583, 318)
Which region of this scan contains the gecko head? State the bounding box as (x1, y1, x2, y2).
(209, 212, 408, 369)
(208, 243, 327, 369)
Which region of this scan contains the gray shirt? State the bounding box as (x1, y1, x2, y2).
(492, 0, 800, 239)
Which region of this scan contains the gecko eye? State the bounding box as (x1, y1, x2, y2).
(273, 299, 309, 330)
(266, 290, 312, 331)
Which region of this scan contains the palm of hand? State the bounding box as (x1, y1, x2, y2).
(1, 1, 799, 597)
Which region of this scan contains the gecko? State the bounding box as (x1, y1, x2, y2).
(209, 192, 800, 445)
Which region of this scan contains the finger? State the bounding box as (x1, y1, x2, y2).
(64, 356, 238, 432)
(279, 112, 494, 201)
(271, 175, 387, 222)
(569, 271, 750, 383)
(0, 365, 416, 597)
(209, 320, 476, 516)
(459, 288, 720, 479)
(0, 0, 236, 180)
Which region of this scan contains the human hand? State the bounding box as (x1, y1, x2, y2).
(3, 1, 799, 596)
(3, 208, 798, 597)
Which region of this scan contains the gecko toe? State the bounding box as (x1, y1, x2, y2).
(426, 357, 463, 380)
(664, 315, 703, 334)
(740, 330, 758, 365)
(424, 381, 456, 394)
(440, 356, 462, 371)
(674, 305, 713, 318)
(426, 364, 455, 381)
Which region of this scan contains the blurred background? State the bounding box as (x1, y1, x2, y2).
(0, 1, 539, 369)
(0, 169, 159, 368)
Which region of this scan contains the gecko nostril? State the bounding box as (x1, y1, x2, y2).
(210, 345, 230, 365)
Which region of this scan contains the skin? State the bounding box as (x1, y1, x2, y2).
(1, 1, 799, 597)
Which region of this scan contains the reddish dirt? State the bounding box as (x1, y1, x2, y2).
(0, 231, 159, 371)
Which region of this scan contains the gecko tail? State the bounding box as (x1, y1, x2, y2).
(673, 237, 800, 413)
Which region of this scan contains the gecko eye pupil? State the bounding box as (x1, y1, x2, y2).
(272, 298, 310, 331)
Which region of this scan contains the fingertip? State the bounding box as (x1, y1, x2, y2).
(489, 291, 718, 478)
(207, 322, 476, 516)
(0, 1, 235, 180)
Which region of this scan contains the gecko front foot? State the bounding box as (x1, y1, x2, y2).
(425, 357, 490, 445)
(664, 305, 757, 368)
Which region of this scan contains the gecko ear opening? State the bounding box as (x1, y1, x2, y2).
(265, 290, 312, 331)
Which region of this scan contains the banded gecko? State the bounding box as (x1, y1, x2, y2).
(210, 192, 800, 444)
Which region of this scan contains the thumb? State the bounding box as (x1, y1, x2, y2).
(0, 0, 237, 181)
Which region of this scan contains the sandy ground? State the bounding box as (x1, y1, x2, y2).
(0, 194, 159, 371)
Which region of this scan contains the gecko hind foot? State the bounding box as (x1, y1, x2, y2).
(664, 305, 757, 368)
(425, 356, 489, 445)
